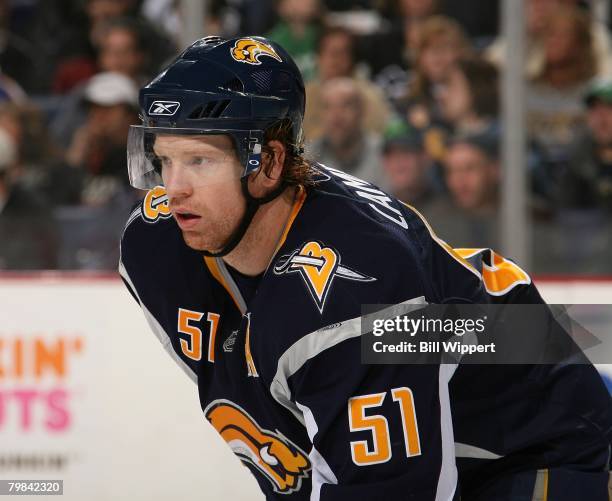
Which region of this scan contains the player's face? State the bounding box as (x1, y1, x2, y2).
(154, 134, 246, 252)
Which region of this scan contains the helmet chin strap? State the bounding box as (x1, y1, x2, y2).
(200, 176, 287, 258)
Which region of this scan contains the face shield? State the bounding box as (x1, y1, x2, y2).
(127, 125, 263, 190)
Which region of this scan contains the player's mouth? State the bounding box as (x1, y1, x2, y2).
(174, 211, 202, 230)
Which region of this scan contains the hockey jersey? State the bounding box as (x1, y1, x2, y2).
(119, 165, 611, 500)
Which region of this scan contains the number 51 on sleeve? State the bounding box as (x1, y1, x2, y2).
(348, 387, 421, 466)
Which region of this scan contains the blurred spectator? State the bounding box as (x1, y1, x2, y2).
(51, 16, 160, 149)
(558, 79, 612, 211)
(393, 16, 472, 163)
(86, 0, 139, 46)
(266, 0, 322, 81)
(0, 128, 57, 269)
(424, 132, 500, 248)
(49, 0, 140, 95)
(487, 0, 612, 79)
(64, 72, 139, 206)
(308, 77, 383, 184)
(97, 17, 152, 86)
(402, 16, 471, 119)
(438, 56, 499, 137)
(0, 102, 77, 205)
(381, 119, 437, 210)
(526, 5, 600, 167)
(370, 0, 440, 100)
(303, 26, 390, 141)
(53, 1, 177, 94)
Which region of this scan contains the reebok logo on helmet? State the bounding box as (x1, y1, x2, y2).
(148, 101, 181, 116)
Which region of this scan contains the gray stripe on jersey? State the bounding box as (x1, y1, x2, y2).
(215, 258, 247, 314)
(437, 363, 459, 501)
(454, 442, 503, 460)
(270, 296, 429, 426)
(296, 401, 338, 500)
(118, 260, 198, 384)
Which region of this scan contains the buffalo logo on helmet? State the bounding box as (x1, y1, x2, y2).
(204, 400, 311, 494)
(230, 38, 282, 65)
(273, 241, 377, 313)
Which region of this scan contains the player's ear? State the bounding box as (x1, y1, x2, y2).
(249, 140, 285, 194)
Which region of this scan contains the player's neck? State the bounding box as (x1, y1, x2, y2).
(222, 186, 297, 276)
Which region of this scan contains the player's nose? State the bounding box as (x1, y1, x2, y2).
(164, 166, 193, 199)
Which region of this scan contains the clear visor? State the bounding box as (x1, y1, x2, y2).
(127, 125, 259, 190)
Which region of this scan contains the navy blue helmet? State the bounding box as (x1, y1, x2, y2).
(127, 36, 306, 190)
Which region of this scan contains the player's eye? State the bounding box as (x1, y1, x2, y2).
(158, 156, 172, 169)
(188, 156, 205, 166)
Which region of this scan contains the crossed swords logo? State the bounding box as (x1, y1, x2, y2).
(273, 241, 376, 313)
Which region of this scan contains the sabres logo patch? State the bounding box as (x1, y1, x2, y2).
(230, 38, 282, 65)
(274, 241, 376, 313)
(204, 399, 311, 494)
(142, 185, 171, 223)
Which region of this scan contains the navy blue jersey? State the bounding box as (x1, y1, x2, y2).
(119, 165, 611, 500)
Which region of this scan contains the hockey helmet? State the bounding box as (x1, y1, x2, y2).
(127, 36, 306, 189)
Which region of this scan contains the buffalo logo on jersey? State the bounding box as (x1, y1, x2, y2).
(204, 400, 311, 494)
(273, 241, 376, 313)
(230, 38, 282, 65)
(142, 185, 171, 223)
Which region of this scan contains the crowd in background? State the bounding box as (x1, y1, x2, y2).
(0, 0, 611, 273)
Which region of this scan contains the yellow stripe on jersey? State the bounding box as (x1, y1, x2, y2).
(204, 256, 243, 311)
(455, 248, 531, 296)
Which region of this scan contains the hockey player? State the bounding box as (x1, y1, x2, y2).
(119, 36, 611, 500)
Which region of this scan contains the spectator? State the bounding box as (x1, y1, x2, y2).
(438, 56, 499, 137)
(526, 5, 600, 167)
(424, 132, 500, 248)
(49, 0, 140, 94)
(394, 16, 472, 163)
(487, 0, 612, 79)
(266, 0, 322, 81)
(64, 72, 139, 206)
(365, 0, 439, 100)
(0, 128, 57, 269)
(97, 18, 153, 86)
(53, 1, 176, 94)
(308, 78, 383, 184)
(303, 26, 390, 141)
(540, 79, 612, 274)
(86, 0, 139, 46)
(51, 16, 159, 148)
(559, 79, 612, 211)
(381, 119, 437, 211)
(0, 102, 76, 205)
